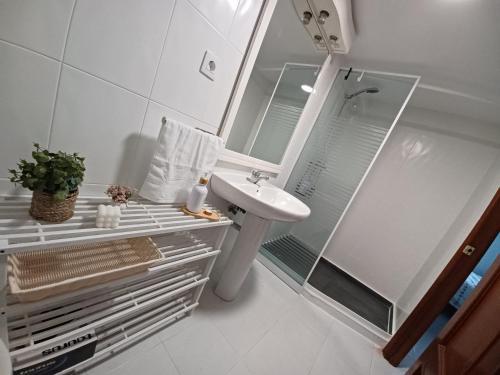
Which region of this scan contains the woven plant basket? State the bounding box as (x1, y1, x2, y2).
(29, 190, 78, 222)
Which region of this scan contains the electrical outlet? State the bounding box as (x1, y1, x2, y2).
(200, 50, 217, 81)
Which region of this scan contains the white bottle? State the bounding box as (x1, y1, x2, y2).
(186, 177, 209, 213)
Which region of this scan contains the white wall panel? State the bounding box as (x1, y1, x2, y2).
(229, 0, 263, 53)
(50, 66, 148, 185)
(322, 116, 499, 302)
(188, 0, 239, 36)
(0, 41, 60, 178)
(397, 151, 500, 316)
(65, 0, 175, 96)
(0, 0, 75, 59)
(152, 0, 243, 128)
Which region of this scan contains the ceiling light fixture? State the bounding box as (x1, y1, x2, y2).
(301, 84, 314, 93)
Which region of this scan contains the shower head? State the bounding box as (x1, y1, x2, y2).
(345, 87, 380, 100)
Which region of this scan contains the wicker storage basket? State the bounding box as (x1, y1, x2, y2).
(8, 237, 163, 302)
(29, 190, 79, 222)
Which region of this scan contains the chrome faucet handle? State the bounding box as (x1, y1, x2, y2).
(251, 170, 269, 179)
(247, 170, 270, 184)
(256, 176, 269, 187)
(251, 169, 264, 177)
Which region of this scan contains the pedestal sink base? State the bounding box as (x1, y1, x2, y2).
(211, 172, 311, 300)
(215, 213, 270, 301)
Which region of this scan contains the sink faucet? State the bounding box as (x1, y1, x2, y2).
(247, 170, 270, 185)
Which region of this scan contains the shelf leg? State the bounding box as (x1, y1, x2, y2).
(0, 252, 9, 348)
(189, 227, 229, 315)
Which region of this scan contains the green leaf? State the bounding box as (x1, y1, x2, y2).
(32, 151, 49, 163)
(26, 178, 38, 188)
(34, 165, 47, 177)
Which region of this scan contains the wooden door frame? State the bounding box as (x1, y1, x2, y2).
(383, 188, 500, 366)
(407, 255, 500, 374)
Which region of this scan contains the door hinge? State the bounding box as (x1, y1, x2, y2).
(462, 245, 475, 256)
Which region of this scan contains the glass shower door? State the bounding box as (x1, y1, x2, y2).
(260, 69, 418, 285)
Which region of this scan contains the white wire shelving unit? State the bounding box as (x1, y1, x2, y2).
(0, 196, 231, 375)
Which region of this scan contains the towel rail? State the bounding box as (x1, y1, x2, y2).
(161, 116, 215, 135)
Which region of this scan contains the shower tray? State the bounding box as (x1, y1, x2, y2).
(260, 234, 317, 284)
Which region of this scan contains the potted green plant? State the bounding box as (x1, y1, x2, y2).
(9, 143, 85, 222)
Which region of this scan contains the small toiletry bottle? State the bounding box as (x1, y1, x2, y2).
(186, 177, 209, 213)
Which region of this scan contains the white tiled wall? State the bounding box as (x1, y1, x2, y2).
(0, 0, 263, 195)
(50, 66, 149, 184)
(151, 0, 244, 127)
(0, 41, 60, 174)
(64, 0, 175, 96)
(0, 0, 75, 59)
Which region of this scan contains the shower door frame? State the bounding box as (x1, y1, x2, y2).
(264, 68, 420, 324)
(299, 67, 420, 290)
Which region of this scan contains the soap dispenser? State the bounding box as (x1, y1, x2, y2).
(186, 176, 209, 213)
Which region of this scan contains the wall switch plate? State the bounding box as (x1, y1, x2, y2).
(200, 50, 217, 81)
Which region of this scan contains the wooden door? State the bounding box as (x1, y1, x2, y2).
(407, 255, 500, 375)
(384, 189, 500, 365)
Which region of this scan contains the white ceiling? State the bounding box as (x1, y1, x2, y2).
(344, 0, 500, 124)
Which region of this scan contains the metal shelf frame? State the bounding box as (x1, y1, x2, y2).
(0, 195, 231, 374)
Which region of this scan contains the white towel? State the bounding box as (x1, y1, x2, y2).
(139, 119, 224, 203)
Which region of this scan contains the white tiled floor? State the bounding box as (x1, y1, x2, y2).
(82, 261, 407, 375)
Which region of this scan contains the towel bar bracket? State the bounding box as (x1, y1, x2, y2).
(160, 116, 215, 135)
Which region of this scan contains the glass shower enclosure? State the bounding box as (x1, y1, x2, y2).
(226, 63, 320, 165)
(248, 63, 319, 164)
(259, 69, 419, 287)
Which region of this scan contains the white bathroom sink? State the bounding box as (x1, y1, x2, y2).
(212, 171, 311, 301)
(211, 172, 310, 222)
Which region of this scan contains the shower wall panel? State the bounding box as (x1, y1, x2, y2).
(321, 114, 500, 303)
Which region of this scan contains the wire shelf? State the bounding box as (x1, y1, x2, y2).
(8, 268, 204, 370)
(0, 196, 229, 374)
(5, 231, 219, 312)
(6, 232, 217, 369)
(0, 196, 231, 254)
